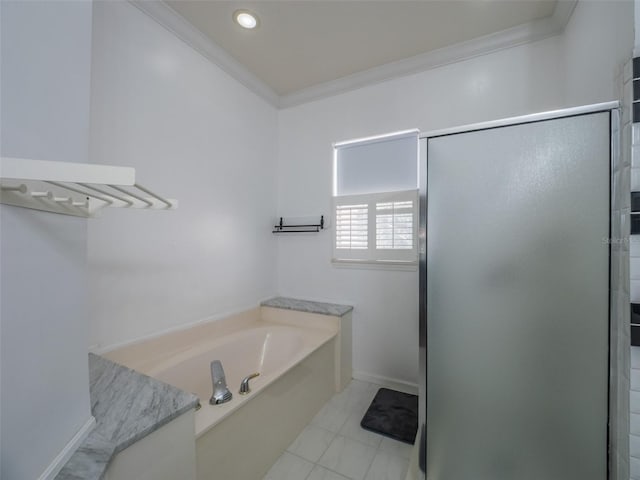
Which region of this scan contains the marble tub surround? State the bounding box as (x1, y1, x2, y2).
(55, 433, 114, 480)
(55, 354, 198, 480)
(261, 297, 353, 317)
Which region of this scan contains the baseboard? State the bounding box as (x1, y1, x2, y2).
(37, 416, 96, 480)
(353, 371, 418, 395)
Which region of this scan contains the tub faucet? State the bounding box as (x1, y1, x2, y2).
(239, 373, 260, 395)
(209, 360, 232, 405)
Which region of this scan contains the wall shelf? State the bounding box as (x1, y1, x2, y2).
(0, 157, 177, 218)
(273, 215, 324, 233)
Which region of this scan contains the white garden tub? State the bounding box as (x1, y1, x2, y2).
(104, 306, 352, 479)
(146, 323, 335, 436)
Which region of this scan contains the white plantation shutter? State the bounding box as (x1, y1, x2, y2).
(333, 190, 418, 264)
(376, 200, 414, 250)
(335, 203, 368, 250)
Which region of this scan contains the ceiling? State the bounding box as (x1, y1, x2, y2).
(166, 0, 559, 97)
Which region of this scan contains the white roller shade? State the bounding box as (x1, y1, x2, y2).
(334, 131, 418, 196)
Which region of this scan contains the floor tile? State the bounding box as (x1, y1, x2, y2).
(307, 465, 351, 480)
(311, 398, 351, 433)
(262, 452, 314, 480)
(347, 379, 377, 395)
(345, 380, 378, 402)
(318, 435, 378, 480)
(332, 381, 378, 417)
(339, 410, 383, 448)
(378, 436, 413, 459)
(287, 424, 336, 463)
(363, 450, 409, 480)
(263, 380, 415, 480)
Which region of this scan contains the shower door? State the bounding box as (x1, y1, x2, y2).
(420, 109, 611, 479)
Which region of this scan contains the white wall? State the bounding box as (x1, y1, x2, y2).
(0, 1, 93, 478)
(276, 0, 633, 386)
(561, 0, 632, 106)
(86, 0, 632, 383)
(88, 1, 278, 350)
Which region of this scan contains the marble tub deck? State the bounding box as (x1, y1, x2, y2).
(55, 353, 198, 480)
(261, 297, 353, 317)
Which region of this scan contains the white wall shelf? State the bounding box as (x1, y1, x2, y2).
(0, 157, 177, 218)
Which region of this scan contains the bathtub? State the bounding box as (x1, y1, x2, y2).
(104, 306, 352, 479)
(146, 323, 336, 436)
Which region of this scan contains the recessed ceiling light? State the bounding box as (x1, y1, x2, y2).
(234, 10, 259, 29)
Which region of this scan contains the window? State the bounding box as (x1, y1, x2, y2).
(332, 131, 418, 265)
(333, 190, 418, 263)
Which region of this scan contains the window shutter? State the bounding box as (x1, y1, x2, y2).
(332, 190, 417, 264)
(376, 200, 414, 250)
(335, 203, 368, 250)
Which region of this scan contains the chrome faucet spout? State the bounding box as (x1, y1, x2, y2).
(239, 372, 260, 395)
(209, 360, 232, 405)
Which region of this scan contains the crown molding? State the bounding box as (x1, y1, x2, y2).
(129, 0, 577, 110)
(548, 0, 578, 31)
(280, 0, 577, 108)
(129, 0, 281, 107)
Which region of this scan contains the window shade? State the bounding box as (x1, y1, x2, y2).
(334, 131, 418, 196)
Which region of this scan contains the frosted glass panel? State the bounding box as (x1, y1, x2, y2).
(336, 133, 417, 195)
(425, 113, 609, 480)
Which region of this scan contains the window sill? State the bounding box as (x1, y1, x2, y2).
(331, 259, 418, 271)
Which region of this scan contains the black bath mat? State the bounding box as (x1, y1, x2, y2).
(360, 388, 418, 444)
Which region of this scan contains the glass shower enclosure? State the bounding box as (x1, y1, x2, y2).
(419, 104, 619, 479)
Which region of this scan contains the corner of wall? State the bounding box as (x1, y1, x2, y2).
(0, 1, 94, 478)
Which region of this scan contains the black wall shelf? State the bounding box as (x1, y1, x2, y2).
(272, 216, 324, 234)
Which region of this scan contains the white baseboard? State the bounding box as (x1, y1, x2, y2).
(38, 416, 96, 480)
(353, 371, 418, 395)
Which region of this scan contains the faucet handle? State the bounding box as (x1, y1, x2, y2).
(239, 372, 260, 395)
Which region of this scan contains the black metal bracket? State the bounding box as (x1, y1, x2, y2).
(273, 215, 324, 233)
(632, 303, 640, 346)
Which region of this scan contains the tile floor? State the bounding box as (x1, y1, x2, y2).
(263, 380, 413, 480)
